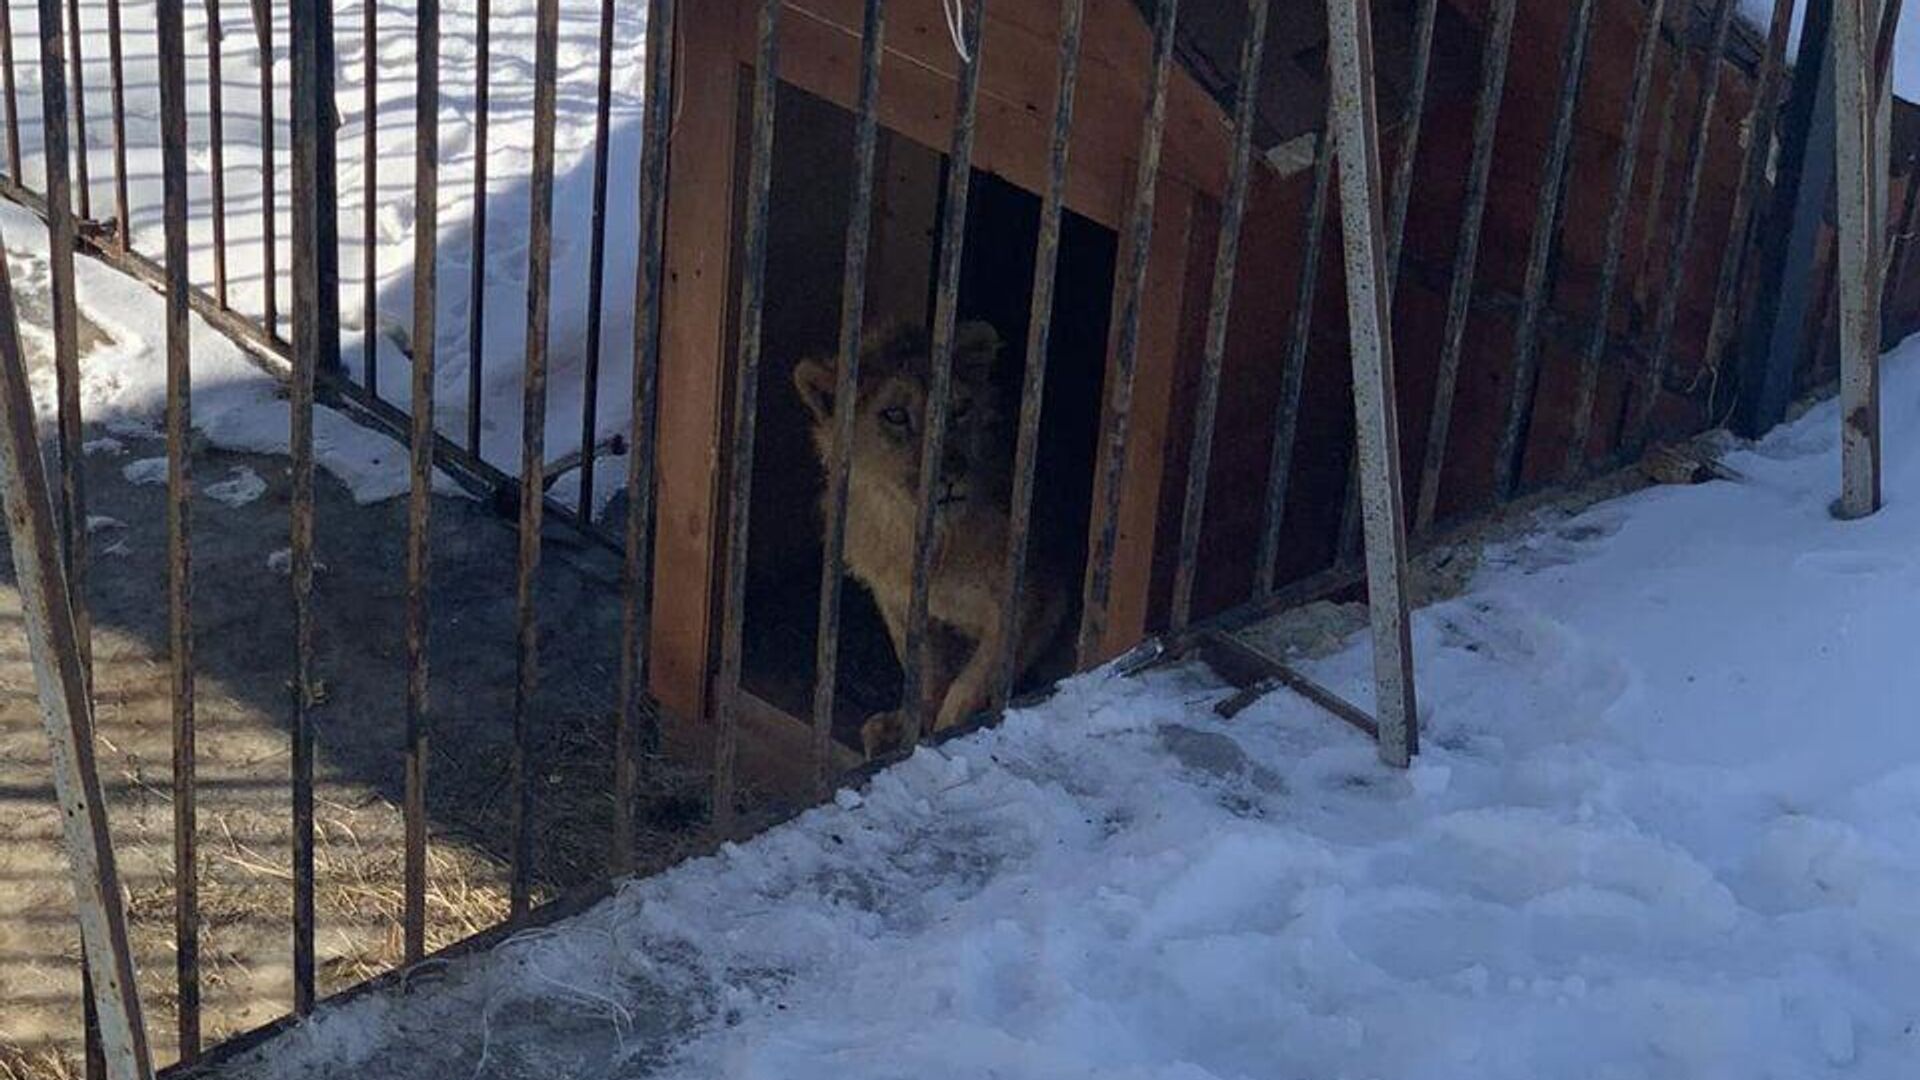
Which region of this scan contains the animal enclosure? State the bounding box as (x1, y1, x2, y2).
(0, 0, 1908, 1074)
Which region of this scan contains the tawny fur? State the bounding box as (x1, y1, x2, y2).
(793, 321, 1068, 758)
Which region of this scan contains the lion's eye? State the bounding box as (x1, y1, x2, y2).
(881, 406, 911, 428)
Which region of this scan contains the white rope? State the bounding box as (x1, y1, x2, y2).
(942, 0, 972, 63)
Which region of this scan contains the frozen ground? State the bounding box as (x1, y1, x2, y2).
(197, 341, 1920, 1078)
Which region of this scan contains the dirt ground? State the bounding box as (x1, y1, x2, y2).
(0, 324, 747, 1073)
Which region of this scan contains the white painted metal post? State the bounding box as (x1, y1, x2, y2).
(1326, 0, 1420, 766)
(0, 230, 153, 1078)
(1836, 0, 1882, 518)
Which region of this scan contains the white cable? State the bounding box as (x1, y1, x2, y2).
(942, 0, 972, 63)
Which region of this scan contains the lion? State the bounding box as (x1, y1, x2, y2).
(792, 321, 1070, 758)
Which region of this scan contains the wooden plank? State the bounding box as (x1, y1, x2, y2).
(651, 0, 745, 724)
(1091, 178, 1198, 662)
(768, 0, 1232, 230)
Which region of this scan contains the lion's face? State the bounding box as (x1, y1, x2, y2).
(793, 321, 1005, 515)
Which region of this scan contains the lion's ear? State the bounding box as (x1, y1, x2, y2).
(793, 357, 838, 424)
(953, 321, 1002, 382)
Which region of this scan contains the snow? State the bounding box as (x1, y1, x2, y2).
(1, 0, 651, 515)
(212, 340, 1920, 1078)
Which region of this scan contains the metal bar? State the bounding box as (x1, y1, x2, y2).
(403, 0, 438, 965)
(1169, 0, 1267, 634)
(251, 0, 278, 337)
(612, 0, 675, 876)
(156, 0, 200, 1054)
(993, 0, 1084, 712)
(0, 0, 15, 182)
(1076, 0, 1177, 669)
(1624, 0, 1736, 455)
(711, 0, 781, 835)
(509, 0, 561, 913)
(1632, 34, 1684, 313)
(810, 0, 886, 795)
(1383, 0, 1436, 296)
(900, 0, 987, 747)
(205, 0, 231, 306)
(577, 0, 618, 520)
(0, 225, 154, 1080)
(1411, 0, 1517, 534)
(1326, 0, 1418, 768)
(1698, 0, 1795, 408)
(104, 0, 128, 246)
(466, 0, 491, 457)
(362, 0, 378, 390)
(1836, 0, 1881, 518)
(1493, 0, 1595, 501)
(65, 0, 89, 219)
(1566, 0, 1669, 478)
(1198, 630, 1379, 739)
(1254, 123, 1333, 598)
(287, 0, 339, 1013)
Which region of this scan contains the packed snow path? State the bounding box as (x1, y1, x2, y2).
(209, 344, 1920, 1078)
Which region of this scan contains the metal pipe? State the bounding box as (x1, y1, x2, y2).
(994, 0, 1085, 712)
(362, 0, 378, 391)
(1076, 0, 1178, 669)
(1170, 0, 1268, 634)
(711, 0, 782, 835)
(1625, 0, 1737, 455)
(509, 0, 562, 915)
(612, 0, 675, 875)
(1565, 0, 1670, 478)
(1411, 0, 1517, 534)
(1326, 0, 1418, 767)
(403, 0, 439, 965)
(1254, 123, 1333, 598)
(157, 0, 199, 1051)
(1836, 0, 1882, 517)
(251, 0, 278, 337)
(1493, 0, 1596, 501)
(205, 0, 231, 306)
(810, 0, 886, 795)
(105, 0, 129, 247)
(578, 0, 618, 519)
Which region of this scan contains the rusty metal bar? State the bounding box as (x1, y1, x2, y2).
(362, 0, 378, 390)
(577, 0, 619, 519)
(1632, 34, 1683, 313)
(1076, 0, 1177, 670)
(1492, 0, 1595, 501)
(994, 0, 1084, 713)
(1254, 123, 1333, 598)
(1836, 0, 1881, 518)
(1169, 0, 1267, 634)
(1410, 0, 1516, 535)
(810, 0, 886, 794)
(65, 0, 88, 219)
(0, 224, 154, 1080)
(1327, 0, 1418, 767)
(0, 0, 15, 182)
(899, 0, 987, 748)
(287, 0, 339, 1012)
(711, 0, 782, 834)
(466, 0, 491, 456)
(156, 0, 200, 1054)
(509, 0, 561, 912)
(1625, 0, 1736, 455)
(1699, 0, 1794, 397)
(251, 0, 278, 336)
(205, 0, 231, 306)
(403, 0, 438, 965)
(104, 0, 128, 246)
(1383, 0, 1436, 294)
(1565, 0, 1668, 478)
(612, 0, 675, 875)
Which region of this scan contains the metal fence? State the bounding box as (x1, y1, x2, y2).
(0, 0, 1903, 1075)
